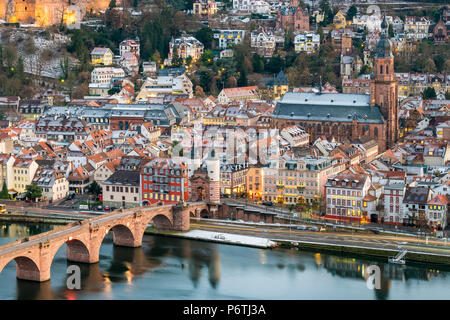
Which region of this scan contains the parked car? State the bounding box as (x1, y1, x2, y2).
(262, 201, 274, 206)
(79, 204, 89, 210)
(214, 234, 226, 240)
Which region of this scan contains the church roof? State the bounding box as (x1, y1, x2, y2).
(375, 16, 393, 58)
(274, 71, 289, 86)
(272, 92, 384, 124)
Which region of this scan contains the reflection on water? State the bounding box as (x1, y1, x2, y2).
(0, 223, 449, 300)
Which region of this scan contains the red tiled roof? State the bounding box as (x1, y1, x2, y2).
(427, 194, 449, 205)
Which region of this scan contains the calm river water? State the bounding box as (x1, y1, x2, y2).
(0, 223, 449, 300)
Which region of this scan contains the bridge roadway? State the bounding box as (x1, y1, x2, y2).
(0, 202, 211, 282)
(0, 204, 172, 256)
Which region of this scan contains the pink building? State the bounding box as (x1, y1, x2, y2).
(276, 0, 309, 32)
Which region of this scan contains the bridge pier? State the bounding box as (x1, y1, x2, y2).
(172, 205, 191, 231)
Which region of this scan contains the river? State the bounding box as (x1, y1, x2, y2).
(0, 223, 449, 300)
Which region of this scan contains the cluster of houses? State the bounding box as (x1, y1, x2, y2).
(0, 2, 448, 232)
(0, 68, 449, 229)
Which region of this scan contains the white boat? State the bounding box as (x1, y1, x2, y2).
(388, 257, 406, 265)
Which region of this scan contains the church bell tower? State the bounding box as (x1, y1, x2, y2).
(372, 16, 398, 150)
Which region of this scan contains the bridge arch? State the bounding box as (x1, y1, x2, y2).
(96, 223, 138, 250)
(200, 209, 209, 218)
(66, 239, 91, 263)
(1, 256, 43, 282)
(47, 237, 93, 267)
(110, 224, 137, 247)
(152, 214, 173, 230)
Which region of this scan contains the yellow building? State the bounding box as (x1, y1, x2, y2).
(272, 71, 289, 100)
(333, 10, 347, 29)
(246, 167, 263, 201)
(6, 157, 39, 195)
(90, 47, 114, 66)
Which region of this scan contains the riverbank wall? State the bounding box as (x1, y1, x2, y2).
(2, 214, 450, 265)
(275, 239, 450, 265)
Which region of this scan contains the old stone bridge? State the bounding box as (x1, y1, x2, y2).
(0, 202, 211, 282)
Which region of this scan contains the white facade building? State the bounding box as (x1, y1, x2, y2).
(213, 30, 245, 49)
(233, 0, 270, 13)
(91, 67, 126, 84)
(294, 32, 320, 53)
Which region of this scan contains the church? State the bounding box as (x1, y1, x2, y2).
(272, 17, 398, 152)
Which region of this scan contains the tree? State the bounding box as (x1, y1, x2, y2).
(24, 37, 36, 55)
(237, 68, 248, 87)
(317, 26, 324, 41)
(0, 181, 9, 199)
(142, 39, 153, 61)
(359, 64, 372, 75)
(25, 184, 42, 201)
(195, 85, 206, 98)
(422, 57, 436, 73)
(185, 56, 193, 66)
(252, 53, 264, 73)
(265, 55, 284, 74)
(284, 28, 294, 50)
(3, 45, 17, 71)
(60, 56, 70, 81)
(444, 59, 450, 74)
(15, 56, 25, 83)
(388, 23, 394, 38)
(108, 87, 121, 95)
(195, 28, 214, 50)
(422, 87, 436, 100)
(200, 50, 215, 65)
(433, 55, 445, 73)
(226, 75, 237, 88)
(87, 181, 102, 197)
(346, 5, 357, 21)
(171, 46, 183, 67)
(152, 50, 161, 64)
